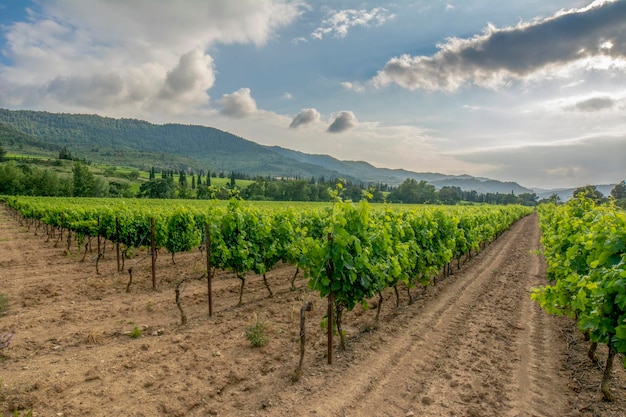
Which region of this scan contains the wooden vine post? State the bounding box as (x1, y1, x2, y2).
(205, 224, 213, 317)
(96, 216, 102, 275)
(326, 233, 335, 365)
(295, 301, 313, 379)
(150, 217, 156, 290)
(115, 217, 120, 272)
(97, 216, 101, 259)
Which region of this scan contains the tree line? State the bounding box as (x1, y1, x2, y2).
(1, 144, 624, 206)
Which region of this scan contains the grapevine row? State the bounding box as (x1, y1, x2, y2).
(1, 196, 532, 362)
(532, 197, 626, 401)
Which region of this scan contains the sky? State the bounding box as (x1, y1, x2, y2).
(0, 0, 625, 190)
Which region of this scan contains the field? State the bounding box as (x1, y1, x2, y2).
(0, 207, 625, 416)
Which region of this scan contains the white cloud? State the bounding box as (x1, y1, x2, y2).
(341, 81, 365, 92)
(372, 1, 626, 91)
(218, 88, 259, 118)
(327, 111, 358, 133)
(0, 0, 303, 114)
(312, 7, 395, 40)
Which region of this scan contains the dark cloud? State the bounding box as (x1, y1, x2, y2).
(373, 1, 626, 91)
(218, 87, 258, 118)
(289, 108, 320, 128)
(327, 111, 358, 133)
(571, 96, 616, 112)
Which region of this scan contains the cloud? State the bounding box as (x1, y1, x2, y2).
(570, 96, 616, 112)
(34, 48, 215, 113)
(0, 0, 302, 112)
(449, 134, 626, 188)
(341, 81, 365, 92)
(372, 1, 626, 91)
(327, 111, 358, 133)
(45, 72, 125, 107)
(289, 108, 320, 128)
(218, 88, 259, 118)
(158, 49, 215, 101)
(312, 7, 395, 40)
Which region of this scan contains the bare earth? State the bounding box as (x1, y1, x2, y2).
(0, 208, 624, 417)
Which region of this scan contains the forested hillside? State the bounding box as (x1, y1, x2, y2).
(0, 122, 60, 155)
(0, 109, 347, 180)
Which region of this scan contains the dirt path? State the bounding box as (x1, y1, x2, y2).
(262, 213, 570, 417)
(0, 208, 624, 416)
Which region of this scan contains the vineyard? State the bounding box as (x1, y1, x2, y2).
(0, 196, 624, 416)
(0, 196, 532, 339)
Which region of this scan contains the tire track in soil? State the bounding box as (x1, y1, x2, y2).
(267, 213, 568, 417)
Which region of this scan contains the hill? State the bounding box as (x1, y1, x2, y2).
(0, 108, 535, 193)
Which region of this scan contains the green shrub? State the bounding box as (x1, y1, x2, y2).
(245, 319, 267, 348)
(129, 326, 142, 339)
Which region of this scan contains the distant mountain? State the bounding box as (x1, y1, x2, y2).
(534, 184, 618, 202)
(269, 146, 534, 193)
(0, 108, 536, 194)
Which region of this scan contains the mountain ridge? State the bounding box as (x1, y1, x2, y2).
(0, 108, 576, 195)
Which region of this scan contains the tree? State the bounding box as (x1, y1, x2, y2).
(0, 143, 6, 162)
(573, 185, 604, 203)
(0, 161, 24, 194)
(178, 170, 187, 188)
(388, 179, 438, 204)
(340, 184, 363, 202)
(72, 162, 96, 197)
(610, 180, 626, 208)
(438, 186, 462, 205)
(58, 146, 73, 160)
(138, 178, 176, 199)
(610, 180, 625, 200)
(196, 184, 216, 200)
(517, 192, 539, 206)
(27, 168, 62, 196)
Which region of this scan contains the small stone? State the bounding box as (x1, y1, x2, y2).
(84, 369, 100, 381)
(421, 397, 434, 406)
(406, 412, 415, 417)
